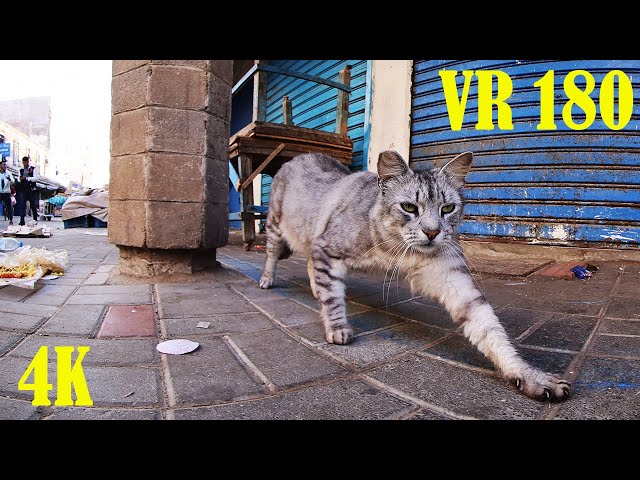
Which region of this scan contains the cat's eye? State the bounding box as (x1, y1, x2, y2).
(441, 204, 455, 215)
(400, 202, 418, 213)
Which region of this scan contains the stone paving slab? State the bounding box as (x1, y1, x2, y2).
(0, 356, 48, 400)
(290, 322, 327, 345)
(83, 272, 110, 285)
(39, 277, 84, 286)
(44, 407, 161, 420)
(164, 336, 263, 405)
(38, 304, 106, 336)
(381, 301, 454, 330)
(156, 282, 257, 318)
(8, 335, 158, 366)
(347, 310, 406, 334)
(22, 285, 77, 306)
(63, 265, 96, 275)
(407, 409, 452, 420)
(173, 379, 412, 420)
(516, 347, 576, 376)
(493, 307, 557, 340)
(0, 301, 58, 318)
(228, 328, 348, 388)
(81, 366, 161, 407)
(162, 313, 273, 336)
(0, 285, 37, 302)
(367, 354, 543, 420)
(323, 321, 447, 368)
(66, 292, 153, 305)
(555, 357, 640, 419)
(520, 314, 598, 352)
(599, 318, 640, 336)
(589, 335, 640, 358)
(0, 312, 49, 333)
(0, 397, 41, 420)
(0, 330, 26, 356)
(250, 297, 321, 327)
(349, 289, 415, 309)
(421, 334, 494, 371)
(75, 284, 152, 295)
(97, 305, 157, 338)
(605, 296, 640, 320)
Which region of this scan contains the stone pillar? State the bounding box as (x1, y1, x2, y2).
(109, 60, 232, 276)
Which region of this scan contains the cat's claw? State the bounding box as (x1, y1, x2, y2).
(510, 367, 571, 402)
(259, 276, 274, 289)
(325, 327, 354, 345)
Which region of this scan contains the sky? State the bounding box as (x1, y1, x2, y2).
(0, 60, 112, 187)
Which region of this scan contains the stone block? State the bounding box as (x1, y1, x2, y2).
(205, 116, 231, 161)
(109, 155, 146, 201)
(111, 65, 150, 114)
(205, 159, 229, 204)
(203, 203, 229, 248)
(113, 60, 150, 76)
(210, 60, 234, 84)
(146, 153, 204, 202)
(146, 201, 203, 249)
(110, 108, 149, 156)
(206, 73, 232, 121)
(148, 107, 206, 155)
(149, 64, 207, 110)
(108, 200, 147, 247)
(151, 60, 210, 69)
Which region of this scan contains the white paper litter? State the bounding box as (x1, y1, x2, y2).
(156, 339, 199, 355)
(196, 322, 210, 329)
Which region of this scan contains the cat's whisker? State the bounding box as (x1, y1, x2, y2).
(367, 237, 405, 270)
(445, 241, 487, 293)
(382, 241, 409, 302)
(386, 242, 411, 305)
(355, 237, 401, 264)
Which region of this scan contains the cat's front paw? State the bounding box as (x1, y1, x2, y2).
(259, 275, 274, 289)
(509, 367, 571, 402)
(325, 326, 354, 345)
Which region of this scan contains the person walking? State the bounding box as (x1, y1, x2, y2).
(0, 158, 16, 225)
(15, 156, 40, 226)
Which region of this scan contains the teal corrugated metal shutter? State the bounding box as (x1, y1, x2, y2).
(260, 60, 368, 210)
(410, 60, 640, 248)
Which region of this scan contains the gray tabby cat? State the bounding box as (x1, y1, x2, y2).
(259, 150, 571, 402)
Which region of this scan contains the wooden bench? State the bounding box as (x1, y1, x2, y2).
(229, 61, 354, 250)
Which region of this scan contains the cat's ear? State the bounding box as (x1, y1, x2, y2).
(377, 150, 410, 181)
(439, 151, 473, 185)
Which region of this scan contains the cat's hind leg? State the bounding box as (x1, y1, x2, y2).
(310, 242, 353, 344)
(259, 217, 290, 289)
(307, 257, 318, 299)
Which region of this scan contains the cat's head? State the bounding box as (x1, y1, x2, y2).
(375, 150, 473, 254)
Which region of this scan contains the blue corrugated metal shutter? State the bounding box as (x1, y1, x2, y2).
(260, 60, 368, 210)
(411, 60, 640, 248)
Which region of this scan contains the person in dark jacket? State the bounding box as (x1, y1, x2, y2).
(15, 156, 40, 226)
(0, 158, 16, 224)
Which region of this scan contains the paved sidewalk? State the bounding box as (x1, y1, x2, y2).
(0, 219, 639, 420)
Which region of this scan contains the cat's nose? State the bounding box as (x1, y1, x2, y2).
(422, 229, 440, 241)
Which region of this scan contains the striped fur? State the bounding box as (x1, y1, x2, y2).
(259, 151, 571, 402)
